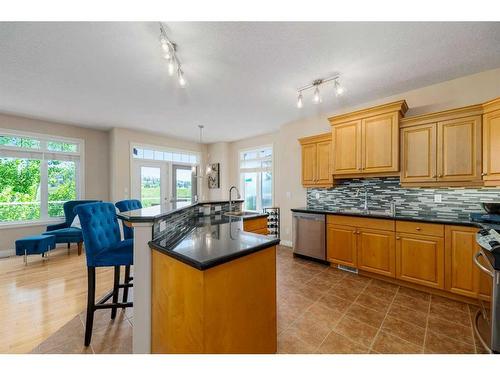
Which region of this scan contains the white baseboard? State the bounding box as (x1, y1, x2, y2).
(280, 240, 293, 248)
(0, 249, 15, 258)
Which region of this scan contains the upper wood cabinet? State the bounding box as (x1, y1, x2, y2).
(329, 101, 408, 177)
(400, 106, 483, 187)
(298, 133, 333, 188)
(482, 98, 500, 186)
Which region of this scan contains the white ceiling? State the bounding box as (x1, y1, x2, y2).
(1, 22, 500, 143)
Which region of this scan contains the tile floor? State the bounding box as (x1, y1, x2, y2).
(30, 246, 487, 354)
(276, 247, 487, 354)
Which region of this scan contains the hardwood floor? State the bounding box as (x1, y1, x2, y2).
(0, 245, 114, 353)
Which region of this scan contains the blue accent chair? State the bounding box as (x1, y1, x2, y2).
(15, 234, 56, 265)
(75, 202, 133, 346)
(43, 200, 101, 255)
(115, 199, 142, 240)
(115, 199, 141, 306)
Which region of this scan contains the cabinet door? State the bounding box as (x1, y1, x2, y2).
(396, 233, 444, 289)
(362, 113, 399, 173)
(316, 140, 332, 185)
(301, 143, 316, 185)
(400, 123, 437, 183)
(327, 224, 357, 267)
(437, 116, 482, 182)
(445, 226, 481, 298)
(332, 120, 361, 175)
(483, 109, 500, 182)
(357, 229, 395, 278)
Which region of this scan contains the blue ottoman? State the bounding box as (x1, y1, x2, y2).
(15, 235, 56, 265)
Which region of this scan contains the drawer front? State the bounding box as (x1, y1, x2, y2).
(243, 217, 268, 232)
(396, 220, 444, 237)
(327, 214, 394, 231)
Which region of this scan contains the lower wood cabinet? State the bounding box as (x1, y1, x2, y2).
(445, 225, 491, 300)
(243, 217, 268, 234)
(357, 228, 395, 277)
(326, 224, 357, 267)
(395, 233, 444, 289)
(326, 214, 486, 300)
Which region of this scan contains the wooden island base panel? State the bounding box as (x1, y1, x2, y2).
(151, 246, 277, 354)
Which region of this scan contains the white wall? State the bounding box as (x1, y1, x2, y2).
(226, 67, 500, 245)
(109, 127, 208, 203)
(207, 142, 230, 201)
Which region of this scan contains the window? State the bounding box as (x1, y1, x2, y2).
(0, 132, 83, 224)
(133, 146, 199, 164)
(239, 146, 273, 212)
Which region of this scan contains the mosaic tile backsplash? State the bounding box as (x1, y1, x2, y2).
(306, 177, 500, 221)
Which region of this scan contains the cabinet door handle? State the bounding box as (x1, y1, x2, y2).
(482, 173, 487, 177)
(352, 231, 356, 234)
(396, 237, 401, 240)
(438, 174, 443, 178)
(416, 227, 421, 231)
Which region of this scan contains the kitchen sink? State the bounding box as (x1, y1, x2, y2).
(336, 208, 394, 217)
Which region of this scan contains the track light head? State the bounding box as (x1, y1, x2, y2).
(297, 92, 303, 108)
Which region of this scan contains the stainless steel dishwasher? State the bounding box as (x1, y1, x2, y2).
(292, 212, 326, 261)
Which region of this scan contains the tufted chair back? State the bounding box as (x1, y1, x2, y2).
(115, 199, 142, 239)
(63, 200, 101, 226)
(75, 202, 121, 267)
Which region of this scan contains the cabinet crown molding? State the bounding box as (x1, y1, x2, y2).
(328, 100, 408, 126)
(400, 104, 484, 128)
(483, 97, 500, 114)
(298, 132, 331, 145)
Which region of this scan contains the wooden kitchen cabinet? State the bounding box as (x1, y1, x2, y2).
(329, 100, 407, 178)
(357, 228, 396, 278)
(362, 112, 399, 174)
(401, 123, 437, 183)
(298, 133, 333, 187)
(482, 97, 500, 186)
(395, 224, 444, 290)
(327, 215, 395, 273)
(444, 225, 481, 299)
(327, 224, 357, 267)
(332, 120, 361, 175)
(400, 106, 483, 187)
(243, 216, 268, 234)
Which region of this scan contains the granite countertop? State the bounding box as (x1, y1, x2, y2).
(117, 199, 245, 223)
(149, 215, 279, 270)
(291, 207, 480, 227)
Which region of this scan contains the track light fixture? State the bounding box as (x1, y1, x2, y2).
(159, 22, 186, 87)
(296, 75, 344, 108)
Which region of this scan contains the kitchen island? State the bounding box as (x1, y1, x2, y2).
(117, 201, 279, 354)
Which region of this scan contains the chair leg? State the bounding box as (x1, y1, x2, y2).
(122, 265, 131, 306)
(77, 242, 82, 256)
(84, 267, 96, 346)
(67, 242, 70, 249)
(24, 250, 27, 266)
(111, 266, 120, 319)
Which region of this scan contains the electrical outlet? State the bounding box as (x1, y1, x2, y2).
(315, 192, 320, 199)
(434, 194, 442, 203)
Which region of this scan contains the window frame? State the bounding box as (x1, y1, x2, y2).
(239, 144, 274, 212)
(0, 128, 85, 228)
(129, 143, 201, 205)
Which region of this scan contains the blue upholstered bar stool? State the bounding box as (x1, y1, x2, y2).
(75, 202, 133, 346)
(115, 199, 141, 305)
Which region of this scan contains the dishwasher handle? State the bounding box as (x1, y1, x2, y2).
(292, 212, 325, 222)
(474, 251, 494, 279)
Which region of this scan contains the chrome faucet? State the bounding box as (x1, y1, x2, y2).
(355, 188, 369, 211)
(229, 185, 241, 212)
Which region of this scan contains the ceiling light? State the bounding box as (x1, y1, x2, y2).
(313, 86, 321, 104)
(168, 60, 175, 76)
(335, 79, 345, 96)
(295, 75, 344, 108)
(159, 23, 186, 88)
(297, 92, 303, 108)
(178, 68, 186, 87)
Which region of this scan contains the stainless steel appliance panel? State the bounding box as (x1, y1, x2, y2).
(293, 212, 326, 261)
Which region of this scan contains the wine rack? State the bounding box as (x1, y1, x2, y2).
(264, 207, 280, 239)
